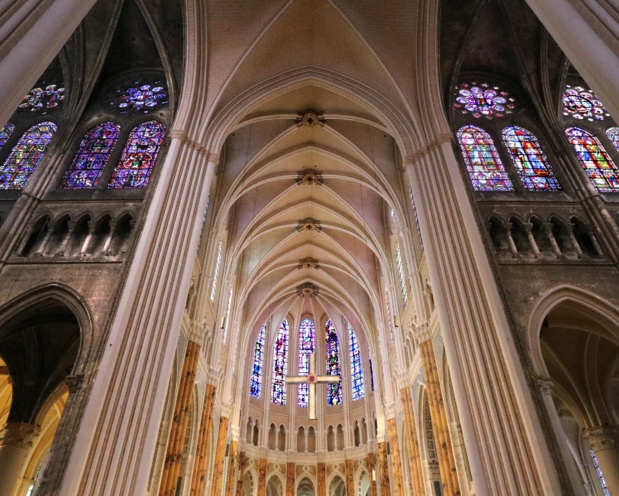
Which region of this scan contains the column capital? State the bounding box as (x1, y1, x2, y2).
(168, 130, 219, 163)
(413, 323, 432, 344)
(583, 425, 619, 452)
(0, 423, 40, 449)
(534, 376, 554, 397)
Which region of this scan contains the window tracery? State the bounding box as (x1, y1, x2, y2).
(562, 85, 610, 121)
(298, 319, 316, 407)
(566, 127, 619, 192)
(0, 124, 14, 150)
(271, 320, 289, 405)
(19, 83, 65, 112)
(454, 82, 515, 119)
(325, 320, 342, 405)
(107, 81, 168, 115)
(607, 127, 619, 153)
(249, 325, 266, 399)
(348, 325, 364, 400)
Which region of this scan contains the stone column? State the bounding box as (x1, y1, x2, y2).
(190, 383, 217, 496)
(224, 440, 238, 496)
(386, 418, 405, 496)
(60, 139, 217, 494)
(317, 462, 326, 496)
(0, 422, 39, 496)
(159, 341, 200, 496)
(378, 441, 391, 496)
(583, 425, 619, 495)
(257, 458, 267, 495)
(417, 332, 460, 496)
(235, 452, 248, 496)
(401, 387, 424, 496)
(286, 462, 295, 496)
(345, 459, 355, 496)
(210, 416, 229, 496)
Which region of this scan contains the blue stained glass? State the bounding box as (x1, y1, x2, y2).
(590, 450, 611, 496)
(298, 319, 316, 407)
(369, 359, 375, 391)
(457, 125, 514, 192)
(108, 82, 168, 115)
(562, 85, 609, 121)
(607, 127, 619, 153)
(19, 84, 65, 112)
(325, 320, 342, 406)
(0, 121, 57, 190)
(271, 320, 289, 405)
(108, 120, 166, 189)
(249, 326, 266, 399)
(454, 82, 515, 119)
(348, 325, 364, 400)
(566, 127, 619, 193)
(60, 122, 120, 189)
(0, 124, 14, 150)
(502, 126, 561, 191)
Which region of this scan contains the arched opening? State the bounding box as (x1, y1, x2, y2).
(242, 470, 254, 496)
(297, 476, 315, 496)
(327, 425, 335, 452)
(266, 475, 284, 496)
(329, 475, 346, 496)
(268, 423, 276, 450)
(358, 470, 370, 496)
(297, 426, 306, 452)
(307, 426, 316, 453)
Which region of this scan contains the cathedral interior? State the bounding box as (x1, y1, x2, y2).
(0, 0, 618, 495)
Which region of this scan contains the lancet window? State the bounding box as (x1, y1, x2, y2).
(566, 127, 619, 192)
(210, 241, 222, 302)
(590, 450, 611, 496)
(369, 359, 375, 392)
(396, 242, 408, 304)
(325, 320, 342, 405)
(298, 319, 316, 407)
(348, 325, 364, 400)
(249, 325, 266, 398)
(0, 124, 14, 150)
(271, 320, 289, 405)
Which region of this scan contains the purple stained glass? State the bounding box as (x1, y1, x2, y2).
(19, 84, 65, 112)
(271, 320, 289, 405)
(0, 121, 57, 190)
(60, 122, 120, 189)
(249, 325, 266, 399)
(298, 319, 316, 407)
(562, 85, 609, 122)
(454, 82, 515, 119)
(348, 325, 364, 400)
(607, 127, 619, 153)
(108, 120, 166, 189)
(108, 82, 168, 115)
(566, 127, 619, 193)
(0, 123, 14, 150)
(325, 320, 342, 406)
(369, 359, 375, 391)
(457, 125, 514, 192)
(502, 126, 561, 191)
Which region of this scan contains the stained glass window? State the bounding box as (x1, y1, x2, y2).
(454, 82, 515, 119)
(0, 124, 14, 150)
(107, 120, 165, 189)
(501, 126, 561, 191)
(108, 81, 168, 115)
(590, 450, 611, 496)
(566, 127, 619, 193)
(396, 242, 408, 304)
(0, 122, 57, 190)
(348, 325, 364, 400)
(607, 127, 619, 153)
(562, 85, 610, 121)
(249, 326, 266, 398)
(60, 122, 120, 189)
(271, 320, 289, 405)
(325, 320, 342, 406)
(457, 125, 514, 191)
(19, 84, 65, 112)
(369, 359, 375, 391)
(210, 241, 222, 302)
(298, 319, 316, 407)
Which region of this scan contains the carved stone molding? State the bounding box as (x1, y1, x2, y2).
(413, 323, 432, 344)
(66, 374, 85, 394)
(535, 376, 554, 397)
(298, 257, 320, 270)
(295, 110, 325, 128)
(297, 218, 322, 232)
(297, 282, 319, 298)
(583, 425, 619, 452)
(0, 423, 40, 449)
(296, 169, 324, 186)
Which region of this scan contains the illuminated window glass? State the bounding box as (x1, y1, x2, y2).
(457, 125, 514, 191)
(566, 127, 619, 193)
(369, 359, 375, 391)
(590, 450, 611, 496)
(60, 122, 120, 189)
(396, 242, 408, 304)
(108, 81, 168, 115)
(562, 85, 610, 121)
(0, 121, 57, 190)
(19, 84, 65, 112)
(249, 326, 266, 398)
(348, 325, 364, 400)
(454, 82, 515, 119)
(325, 320, 342, 406)
(0, 123, 14, 150)
(298, 319, 316, 407)
(223, 288, 233, 342)
(107, 120, 165, 189)
(501, 126, 561, 191)
(210, 241, 222, 302)
(271, 320, 289, 405)
(607, 127, 619, 153)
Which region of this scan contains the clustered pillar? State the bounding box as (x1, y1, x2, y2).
(387, 417, 405, 496)
(190, 383, 217, 495)
(378, 441, 390, 495)
(286, 462, 295, 496)
(224, 439, 238, 495)
(317, 462, 326, 496)
(210, 416, 229, 496)
(345, 459, 355, 496)
(401, 387, 425, 496)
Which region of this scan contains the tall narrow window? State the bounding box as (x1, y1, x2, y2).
(210, 241, 222, 302)
(457, 125, 513, 192)
(396, 242, 408, 304)
(108, 120, 165, 189)
(409, 188, 424, 251)
(60, 122, 121, 189)
(502, 126, 561, 191)
(325, 320, 342, 405)
(0, 123, 14, 150)
(590, 450, 611, 496)
(607, 127, 619, 153)
(566, 127, 619, 192)
(249, 325, 266, 398)
(271, 320, 289, 405)
(297, 319, 316, 407)
(223, 288, 233, 342)
(0, 121, 57, 190)
(369, 359, 375, 391)
(348, 325, 364, 400)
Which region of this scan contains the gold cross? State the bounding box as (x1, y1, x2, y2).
(285, 353, 339, 420)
